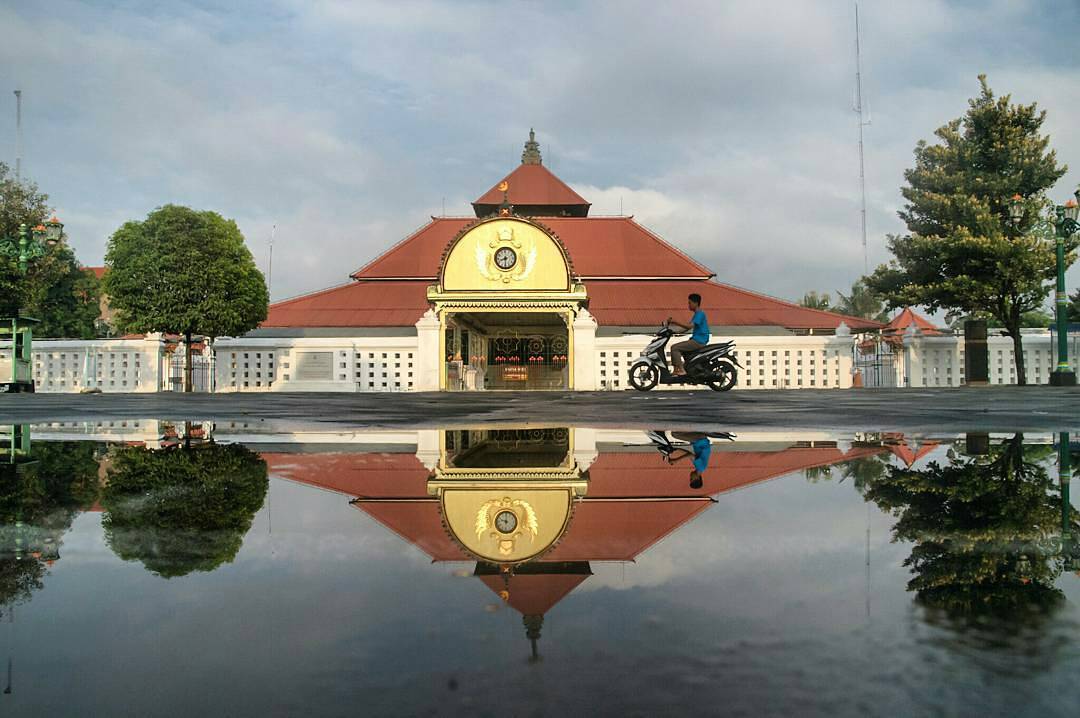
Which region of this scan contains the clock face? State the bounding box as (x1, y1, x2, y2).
(494, 247, 517, 270)
(494, 510, 518, 534)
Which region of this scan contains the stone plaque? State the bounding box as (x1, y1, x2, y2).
(295, 351, 333, 381)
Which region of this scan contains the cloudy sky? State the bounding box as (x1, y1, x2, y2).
(2, 0, 1078, 304)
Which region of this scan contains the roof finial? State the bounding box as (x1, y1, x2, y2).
(521, 128, 542, 165)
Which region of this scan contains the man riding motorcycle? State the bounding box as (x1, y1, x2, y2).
(667, 293, 709, 377)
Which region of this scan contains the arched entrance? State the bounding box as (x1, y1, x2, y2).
(427, 216, 588, 390)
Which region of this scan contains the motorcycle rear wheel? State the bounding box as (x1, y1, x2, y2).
(707, 361, 737, 392)
(629, 362, 660, 391)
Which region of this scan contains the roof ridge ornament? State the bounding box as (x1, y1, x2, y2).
(498, 181, 513, 216)
(521, 128, 542, 165)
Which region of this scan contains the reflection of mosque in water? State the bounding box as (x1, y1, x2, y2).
(262, 427, 891, 658)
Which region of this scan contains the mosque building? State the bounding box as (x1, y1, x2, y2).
(215, 131, 882, 392)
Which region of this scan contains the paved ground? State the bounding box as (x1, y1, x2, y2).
(2, 386, 1079, 433)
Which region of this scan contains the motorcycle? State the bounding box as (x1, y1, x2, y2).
(644, 429, 736, 460)
(628, 322, 742, 392)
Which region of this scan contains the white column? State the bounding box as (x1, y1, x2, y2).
(416, 429, 440, 470)
(414, 309, 441, 392)
(572, 308, 598, 391)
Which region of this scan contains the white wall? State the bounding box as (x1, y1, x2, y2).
(595, 334, 856, 390)
(212, 336, 421, 392)
(1, 336, 165, 393)
(12, 328, 1074, 393)
(902, 330, 1067, 387)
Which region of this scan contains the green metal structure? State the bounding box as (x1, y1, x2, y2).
(0, 218, 63, 392)
(0, 316, 39, 392)
(1050, 192, 1080, 385)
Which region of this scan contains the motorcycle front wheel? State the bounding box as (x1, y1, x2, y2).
(629, 362, 660, 391)
(707, 361, 737, 392)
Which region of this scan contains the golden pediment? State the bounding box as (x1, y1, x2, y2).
(436, 217, 576, 294)
(439, 487, 575, 564)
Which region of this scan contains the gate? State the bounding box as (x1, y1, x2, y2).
(853, 336, 899, 388)
(167, 354, 211, 392)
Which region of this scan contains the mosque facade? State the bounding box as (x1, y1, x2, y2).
(216, 131, 882, 392)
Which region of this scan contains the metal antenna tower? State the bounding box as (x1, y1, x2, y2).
(267, 224, 276, 298)
(854, 4, 870, 274)
(13, 89, 22, 182)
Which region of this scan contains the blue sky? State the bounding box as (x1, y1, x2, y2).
(2, 0, 1078, 303)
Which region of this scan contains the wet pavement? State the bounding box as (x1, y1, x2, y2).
(1, 421, 1078, 716)
(3, 385, 1080, 432)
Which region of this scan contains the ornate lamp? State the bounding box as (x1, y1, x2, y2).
(1008, 194, 1025, 225)
(44, 216, 63, 245)
(1064, 195, 1079, 223)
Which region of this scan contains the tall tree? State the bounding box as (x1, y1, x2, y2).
(834, 278, 890, 322)
(0, 163, 100, 337)
(799, 291, 831, 311)
(103, 205, 269, 391)
(101, 442, 269, 578)
(867, 77, 1072, 385)
(860, 435, 1077, 624)
(1069, 288, 1080, 323)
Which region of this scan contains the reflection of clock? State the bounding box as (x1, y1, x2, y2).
(494, 247, 517, 270)
(494, 510, 518, 534)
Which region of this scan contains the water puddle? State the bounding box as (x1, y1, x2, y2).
(2, 421, 1078, 715)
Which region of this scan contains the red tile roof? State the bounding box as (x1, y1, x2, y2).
(586, 279, 883, 331)
(84, 266, 106, 280)
(264, 452, 430, 496)
(263, 276, 882, 331)
(263, 280, 431, 327)
(884, 307, 943, 336)
(473, 163, 590, 211)
(477, 573, 589, 616)
(350, 217, 713, 280)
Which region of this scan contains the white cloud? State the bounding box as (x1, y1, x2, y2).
(1, 0, 1076, 301)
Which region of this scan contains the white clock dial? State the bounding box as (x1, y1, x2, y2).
(494, 510, 518, 534)
(494, 247, 517, 270)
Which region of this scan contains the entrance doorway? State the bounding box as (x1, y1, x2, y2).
(445, 311, 570, 391)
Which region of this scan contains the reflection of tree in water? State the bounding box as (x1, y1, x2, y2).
(0, 442, 102, 616)
(804, 454, 890, 490)
(860, 434, 1078, 622)
(102, 443, 268, 578)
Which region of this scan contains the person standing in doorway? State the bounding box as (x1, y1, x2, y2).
(668, 293, 709, 376)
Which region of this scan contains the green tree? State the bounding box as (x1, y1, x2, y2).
(834, 278, 891, 322)
(0, 440, 102, 617)
(860, 434, 1077, 624)
(0, 163, 100, 337)
(1069, 288, 1080, 323)
(103, 205, 269, 391)
(101, 442, 268, 578)
(799, 290, 831, 311)
(867, 77, 1073, 385)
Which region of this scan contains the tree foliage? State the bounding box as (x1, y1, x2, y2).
(0, 440, 103, 616)
(1069, 288, 1080, 323)
(799, 291, 831, 311)
(859, 435, 1077, 626)
(866, 77, 1073, 384)
(101, 442, 268, 578)
(0, 162, 100, 337)
(103, 205, 269, 340)
(834, 279, 891, 322)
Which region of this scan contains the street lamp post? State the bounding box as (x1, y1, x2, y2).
(1010, 192, 1078, 386)
(0, 216, 63, 392)
(1, 216, 63, 277)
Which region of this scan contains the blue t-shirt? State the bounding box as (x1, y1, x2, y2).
(691, 309, 710, 344)
(691, 437, 712, 475)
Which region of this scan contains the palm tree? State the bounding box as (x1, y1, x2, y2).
(835, 279, 890, 322)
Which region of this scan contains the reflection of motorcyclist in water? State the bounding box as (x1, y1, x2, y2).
(665, 432, 712, 489)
